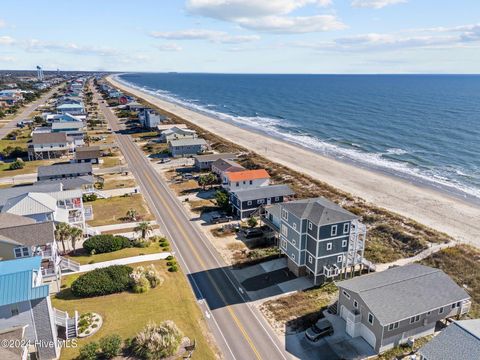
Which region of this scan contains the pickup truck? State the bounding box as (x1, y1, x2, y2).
(211, 215, 233, 224)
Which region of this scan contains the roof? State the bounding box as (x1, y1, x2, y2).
(37, 175, 94, 190)
(281, 197, 358, 225)
(0, 327, 26, 360)
(2, 192, 57, 216)
(232, 185, 295, 202)
(0, 257, 49, 306)
(194, 153, 237, 162)
(0, 221, 55, 247)
(337, 264, 470, 325)
(162, 127, 196, 136)
(0, 213, 35, 228)
(47, 189, 82, 201)
(0, 183, 62, 208)
(226, 169, 270, 182)
(169, 138, 207, 147)
(32, 132, 68, 144)
(75, 146, 101, 160)
(38, 162, 92, 178)
(157, 124, 188, 131)
(212, 158, 245, 173)
(51, 121, 83, 130)
(418, 320, 480, 360)
(57, 103, 83, 109)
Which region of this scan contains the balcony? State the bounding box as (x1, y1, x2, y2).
(460, 300, 472, 315)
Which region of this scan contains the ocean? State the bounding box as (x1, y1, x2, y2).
(118, 73, 480, 202)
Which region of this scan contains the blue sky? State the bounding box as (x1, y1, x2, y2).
(0, 0, 479, 73)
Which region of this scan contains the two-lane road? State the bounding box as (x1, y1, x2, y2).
(94, 88, 290, 360)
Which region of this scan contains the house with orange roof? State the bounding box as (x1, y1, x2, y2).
(223, 169, 270, 191)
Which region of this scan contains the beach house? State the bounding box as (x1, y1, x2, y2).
(0, 257, 78, 360)
(193, 153, 238, 171)
(262, 197, 367, 284)
(169, 138, 207, 157)
(56, 103, 85, 115)
(139, 109, 165, 128)
(222, 169, 270, 191)
(28, 133, 74, 160)
(335, 264, 471, 354)
(230, 184, 295, 219)
(160, 126, 197, 143)
(73, 146, 101, 164)
(212, 158, 245, 184)
(417, 319, 480, 360)
(36, 163, 94, 191)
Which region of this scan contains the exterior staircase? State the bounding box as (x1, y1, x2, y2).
(54, 309, 78, 339)
(327, 301, 338, 315)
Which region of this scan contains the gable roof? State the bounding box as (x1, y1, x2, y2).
(418, 320, 480, 360)
(75, 146, 101, 160)
(0, 221, 55, 247)
(32, 132, 68, 144)
(38, 162, 92, 178)
(282, 197, 358, 225)
(2, 192, 57, 216)
(0, 327, 26, 360)
(194, 153, 237, 163)
(226, 169, 270, 182)
(0, 213, 35, 228)
(232, 184, 295, 202)
(56, 103, 83, 109)
(162, 126, 196, 136)
(337, 264, 470, 325)
(212, 158, 245, 172)
(37, 175, 94, 190)
(0, 183, 62, 208)
(51, 121, 83, 130)
(0, 257, 49, 306)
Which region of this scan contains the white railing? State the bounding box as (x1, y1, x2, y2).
(59, 257, 81, 272)
(323, 264, 340, 278)
(54, 308, 69, 327)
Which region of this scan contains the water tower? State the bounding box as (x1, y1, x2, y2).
(36, 65, 44, 81)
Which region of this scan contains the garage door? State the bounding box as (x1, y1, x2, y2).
(360, 324, 376, 349)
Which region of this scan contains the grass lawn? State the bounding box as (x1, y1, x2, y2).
(100, 177, 136, 190)
(420, 244, 480, 318)
(171, 179, 200, 195)
(52, 260, 216, 360)
(87, 194, 154, 227)
(99, 155, 122, 169)
(260, 283, 338, 333)
(67, 242, 164, 265)
(0, 159, 56, 178)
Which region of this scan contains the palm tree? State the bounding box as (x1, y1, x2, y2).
(134, 221, 153, 239)
(55, 222, 71, 254)
(69, 227, 84, 255)
(126, 208, 138, 222)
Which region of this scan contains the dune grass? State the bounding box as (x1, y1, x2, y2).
(52, 259, 216, 359)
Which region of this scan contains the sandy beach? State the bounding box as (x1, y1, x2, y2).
(107, 75, 480, 247)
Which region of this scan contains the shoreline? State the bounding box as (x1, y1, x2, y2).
(106, 75, 480, 246)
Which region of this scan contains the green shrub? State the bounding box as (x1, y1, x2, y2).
(168, 265, 178, 272)
(83, 234, 132, 254)
(79, 342, 99, 360)
(166, 261, 176, 267)
(8, 159, 24, 170)
(159, 241, 169, 248)
(130, 265, 164, 293)
(165, 255, 174, 261)
(71, 265, 133, 297)
(82, 193, 98, 202)
(133, 239, 151, 248)
(99, 334, 122, 359)
(133, 321, 183, 359)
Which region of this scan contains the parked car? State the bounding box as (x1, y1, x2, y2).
(305, 319, 333, 342)
(158, 158, 171, 164)
(243, 228, 264, 239)
(211, 215, 233, 224)
(182, 173, 194, 180)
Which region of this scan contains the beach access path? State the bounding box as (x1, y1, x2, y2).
(108, 76, 480, 247)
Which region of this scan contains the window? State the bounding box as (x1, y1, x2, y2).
(281, 239, 287, 249)
(342, 239, 347, 247)
(337, 255, 343, 263)
(343, 223, 350, 234)
(11, 307, 19, 316)
(275, 197, 279, 201)
(291, 253, 295, 261)
(308, 255, 313, 264)
(308, 222, 313, 230)
(439, 307, 444, 314)
(236, 182, 239, 187)
(331, 225, 338, 236)
(14, 247, 29, 258)
(292, 239, 296, 246)
(410, 315, 420, 323)
(281, 209, 288, 220)
(281, 224, 288, 237)
(388, 322, 399, 331)
(249, 180, 253, 185)
(258, 199, 264, 204)
(368, 313, 374, 325)
(353, 300, 358, 308)
(452, 303, 456, 309)
(427, 311, 431, 316)
(342, 290, 350, 299)
(326, 242, 332, 251)
(247, 201, 252, 206)
(293, 223, 297, 230)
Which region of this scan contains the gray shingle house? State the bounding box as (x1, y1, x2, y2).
(336, 264, 471, 354)
(168, 138, 207, 157)
(230, 184, 295, 219)
(264, 197, 366, 284)
(193, 153, 237, 171)
(417, 319, 480, 360)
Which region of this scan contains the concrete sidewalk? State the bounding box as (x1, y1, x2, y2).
(72, 252, 171, 274)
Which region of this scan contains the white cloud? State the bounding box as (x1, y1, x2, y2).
(351, 0, 407, 9)
(150, 29, 260, 43)
(0, 36, 15, 45)
(155, 43, 183, 52)
(0, 56, 15, 62)
(237, 15, 346, 33)
(0, 19, 6, 28)
(24, 39, 119, 56)
(185, 0, 342, 34)
(292, 23, 480, 52)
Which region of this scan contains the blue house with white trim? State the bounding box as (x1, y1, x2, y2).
(0, 257, 76, 359)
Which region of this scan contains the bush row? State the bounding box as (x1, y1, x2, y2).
(71, 265, 133, 297)
(83, 234, 132, 254)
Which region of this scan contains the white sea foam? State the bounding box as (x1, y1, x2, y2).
(115, 76, 480, 200)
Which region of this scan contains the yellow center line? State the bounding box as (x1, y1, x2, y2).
(116, 129, 263, 360)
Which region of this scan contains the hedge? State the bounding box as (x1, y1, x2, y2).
(83, 234, 132, 254)
(71, 265, 133, 297)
